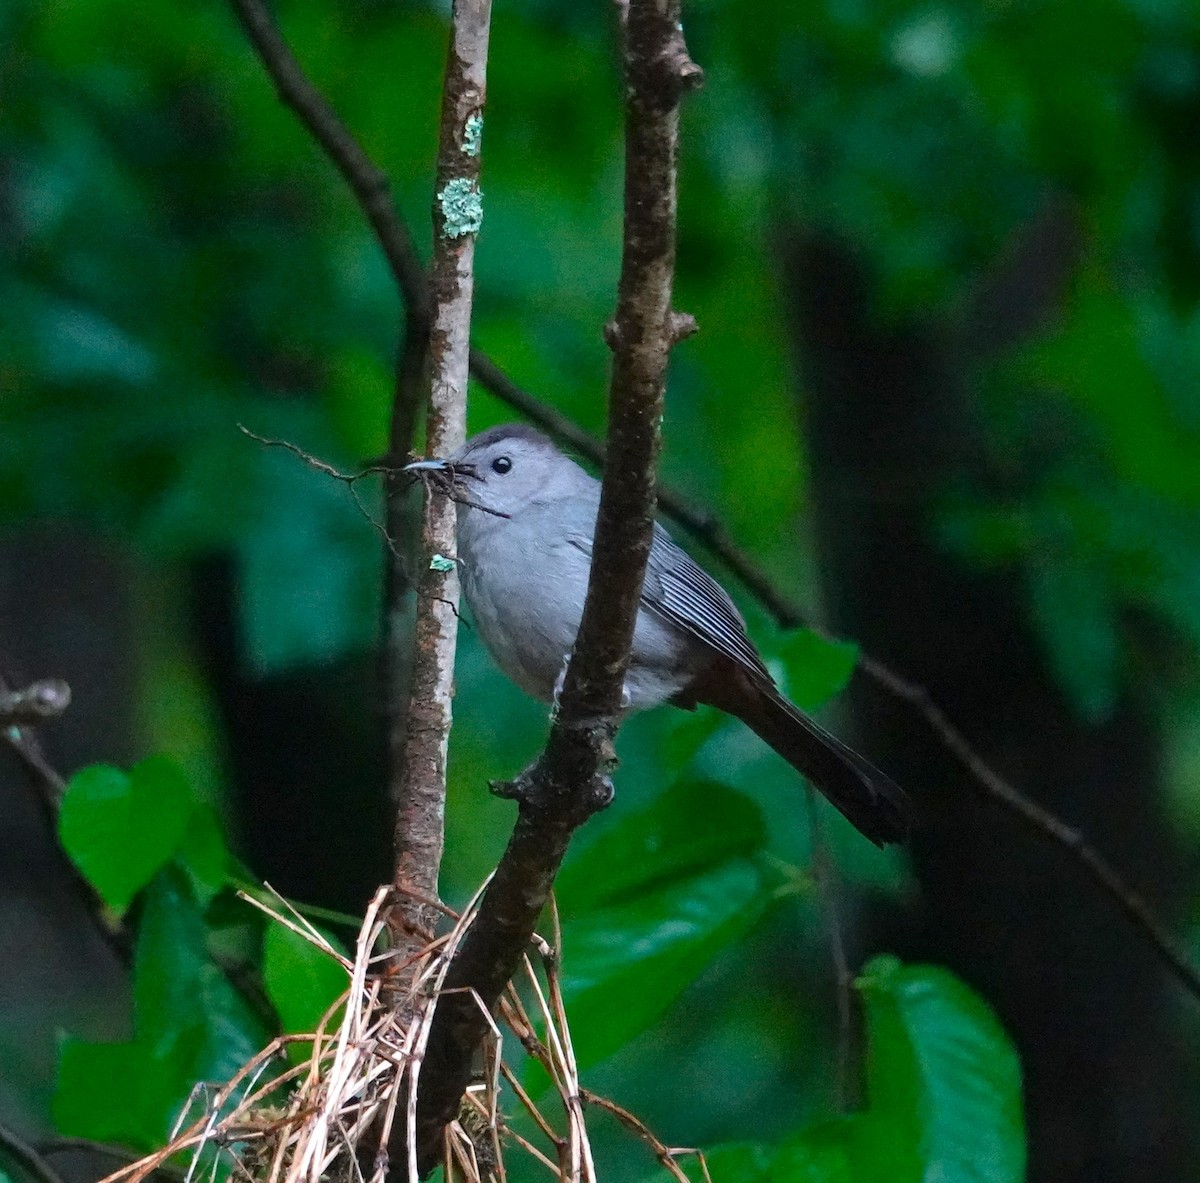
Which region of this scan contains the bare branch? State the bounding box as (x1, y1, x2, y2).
(225, 0, 432, 845)
(0, 1121, 69, 1183)
(228, 0, 430, 324)
(222, 0, 781, 626)
(0, 670, 67, 808)
(406, 2, 699, 1173)
(858, 655, 1200, 1001)
(388, 0, 492, 959)
(0, 678, 70, 726)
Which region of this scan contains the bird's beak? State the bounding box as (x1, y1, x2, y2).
(403, 458, 450, 473)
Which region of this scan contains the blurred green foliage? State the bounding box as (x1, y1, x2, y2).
(4, 0, 1200, 1176)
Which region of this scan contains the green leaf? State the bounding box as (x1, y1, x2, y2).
(771, 629, 860, 712)
(557, 779, 767, 910)
(559, 859, 774, 1069)
(54, 872, 271, 1147)
(262, 922, 347, 1040)
(175, 803, 235, 905)
(772, 1123, 855, 1183)
(53, 1032, 204, 1149)
(134, 872, 268, 1081)
(851, 956, 1025, 1183)
(636, 959, 1023, 1183)
(58, 757, 193, 915)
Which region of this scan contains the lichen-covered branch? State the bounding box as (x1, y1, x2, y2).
(389, 0, 492, 952)
(405, 2, 702, 1173)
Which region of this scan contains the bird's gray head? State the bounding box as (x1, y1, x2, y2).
(405, 423, 587, 519)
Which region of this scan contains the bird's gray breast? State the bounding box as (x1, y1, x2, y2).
(457, 505, 591, 702)
(456, 498, 702, 710)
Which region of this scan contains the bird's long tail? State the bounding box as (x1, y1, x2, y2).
(697, 672, 911, 846)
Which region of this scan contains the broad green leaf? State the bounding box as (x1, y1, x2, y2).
(851, 956, 1024, 1183)
(262, 922, 348, 1040)
(770, 629, 860, 713)
(54, 1032, 204, 1149)
(55, 872, 271, 1147)
(772, 1123, 855, 1183)
(638, 960, 1023, 1183)
(559, 859, 774, 1069)
(557, 780, 767, 910)
(58, 757, 193, 915)
(175, 803, 234, 905)
(134, 872, 268, 1082)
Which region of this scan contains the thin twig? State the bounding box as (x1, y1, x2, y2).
(0, 1122, 69, 1183)
(236, 425, 407, 560)
(227, 0, 429, 323)
(225, 0, 431, 859)
(577, 1092, 702, 1183)
(0, 669, 133, 964)
(803, 786, 855, 1111)
(0, 668, 68, 806)
(0, 678, 71, 726)
(858, 654, 1200, 999)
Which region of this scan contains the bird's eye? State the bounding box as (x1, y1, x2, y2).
(491, 455, 513, 474)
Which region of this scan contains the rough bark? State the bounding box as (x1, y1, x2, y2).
(389, 0, 492, 951)
(401, 2, 702, 1174)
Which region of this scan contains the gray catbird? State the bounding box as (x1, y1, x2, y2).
(407, 423, 910, 846)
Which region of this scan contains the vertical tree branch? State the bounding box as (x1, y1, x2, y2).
(226, 0, 435, 842)
(404, 2, 702, 1174)
(389, 0, 493, 951)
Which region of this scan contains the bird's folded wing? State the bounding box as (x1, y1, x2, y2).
(567, 526, 773, 683)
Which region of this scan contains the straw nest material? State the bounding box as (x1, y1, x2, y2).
(95, 881, 713, 1183)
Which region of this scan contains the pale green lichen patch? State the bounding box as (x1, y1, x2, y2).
(463, 113, 483, 157)
(438, 177, 483, 238)
(429, 553, 457, 572)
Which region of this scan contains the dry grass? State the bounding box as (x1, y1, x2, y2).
(94, 882, 713, 1183)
